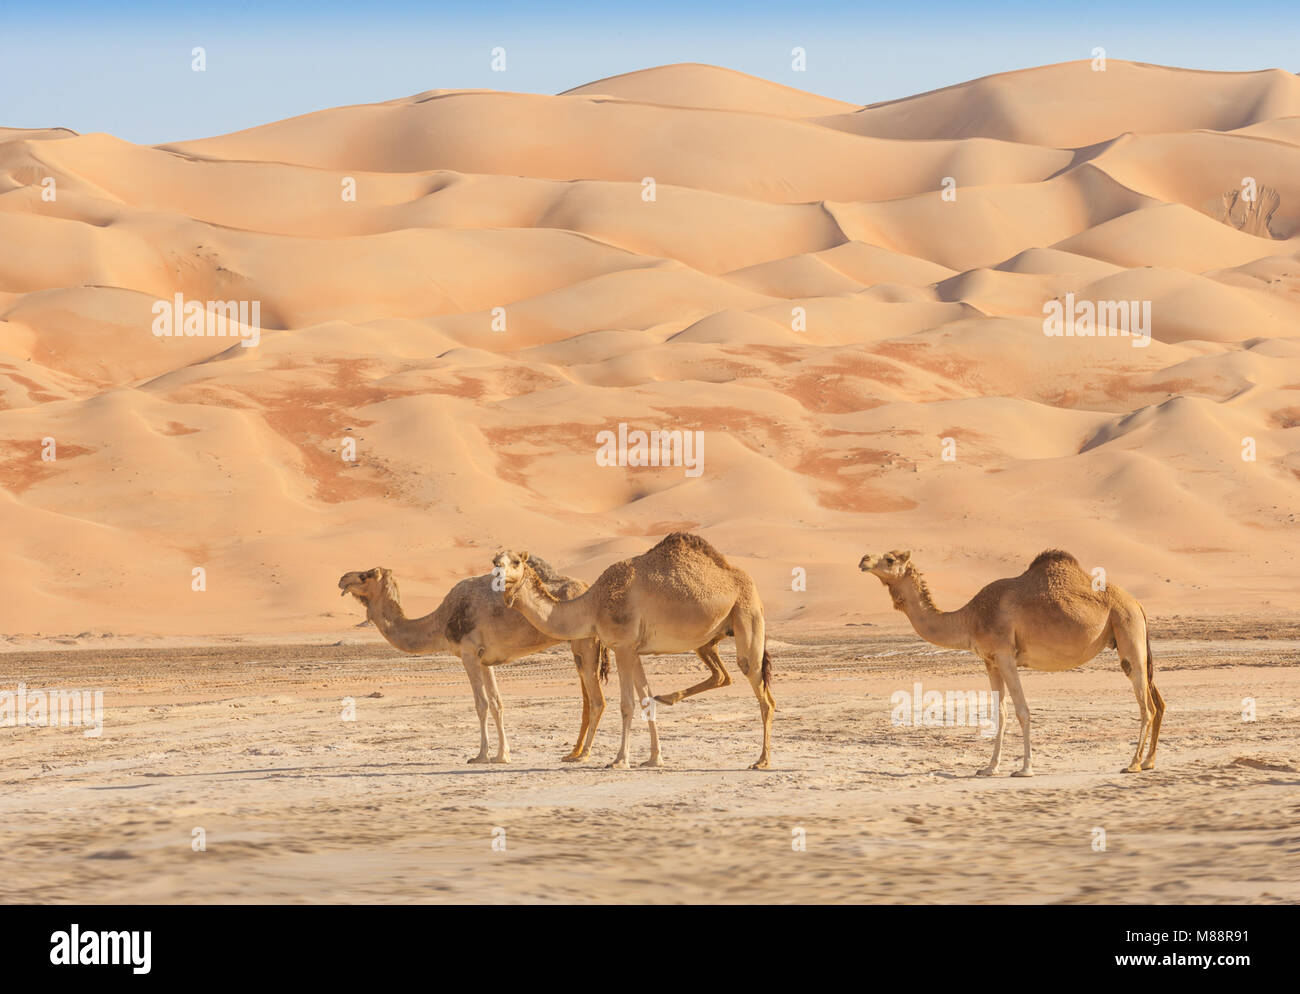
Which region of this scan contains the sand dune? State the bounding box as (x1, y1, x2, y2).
(1, 59, 1299, 636)
(816, 61, 1300, 146)
(561, 62, 859, 117)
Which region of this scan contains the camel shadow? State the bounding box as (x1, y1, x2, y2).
(114, 760, 783, 784)
(120, 763, 561, 783)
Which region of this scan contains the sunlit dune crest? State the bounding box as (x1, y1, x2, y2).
(2, 59, 1298, 635)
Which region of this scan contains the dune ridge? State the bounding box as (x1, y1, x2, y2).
(1, 59, 1298, 635)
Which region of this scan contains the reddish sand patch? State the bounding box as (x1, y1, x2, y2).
(1270, 407, 1300, 429)
(872, 342, 985, 387)
(0, 439, 95, 494)
(0, 366, 61, 407)
(794, 447, 916, 513)
(245, 359, 393, 504)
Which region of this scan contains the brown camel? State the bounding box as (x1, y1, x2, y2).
(337, 562, 608, 763)
(859, 549, 1164, 776)
(492, 533, 774, 770)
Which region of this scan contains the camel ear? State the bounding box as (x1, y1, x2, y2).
(898, 551, 911, 563)
(519, 551, 530, 563)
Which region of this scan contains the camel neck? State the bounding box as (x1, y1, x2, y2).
(367, 588, 449, 655)
(511, 568, 590, 641)
(888, 568, 970, 651)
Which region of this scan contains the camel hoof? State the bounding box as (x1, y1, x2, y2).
(652, 694, 677, 706)
(749, 759, 771, 770)
(639, 757, 664, 768)
(467, 755, 490, 765)
(490, 755, 511, 765)
(560, 753, 587, 763)
(1121, 764, 1142, 774)
(605, 759, 628, 770)
(1011, 768, 1034, 778)
(976, 767, 998, 777)
(1140, 761, 1155, 771)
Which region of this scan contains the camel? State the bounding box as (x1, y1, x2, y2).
(492, 532, 774, 770)
(337, 562, 609, 764)
(858, 549, 1164, 776)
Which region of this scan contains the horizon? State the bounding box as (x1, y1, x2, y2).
(22, 57, 1300, 143)
(4, 0, 1300, 144)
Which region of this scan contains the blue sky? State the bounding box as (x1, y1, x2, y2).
(4, 1, 1298, 143)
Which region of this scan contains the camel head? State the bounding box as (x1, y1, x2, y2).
(858, 550, 912, 584)
(337, 567, 396, 609)
(491, 550, 532, 607)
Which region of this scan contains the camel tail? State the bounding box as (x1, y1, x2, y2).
(761, 648, 772, 690)
(597, 641, 611, 684)
(1142, 607, 1154, 683)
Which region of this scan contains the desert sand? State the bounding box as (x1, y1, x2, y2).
(1, 59, 1299, 636)
(1, 621, 1297, 903)
(1, 60, 1298, 905)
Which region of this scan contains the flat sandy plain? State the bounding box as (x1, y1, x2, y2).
(2, 618, 1296, 904)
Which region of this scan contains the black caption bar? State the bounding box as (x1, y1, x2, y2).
(0, 904, 1283, 983)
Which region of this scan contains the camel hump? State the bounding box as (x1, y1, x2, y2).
(547, 577, 588, 601)
(525, 554, 563, 583)
(1027, 549, 1082, 572)
(648, 531, 730, 568)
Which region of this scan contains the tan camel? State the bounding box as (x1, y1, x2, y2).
(337, 562, 608, 764)
(858, 549, 1164, 776)
(492, 532, 774, 770)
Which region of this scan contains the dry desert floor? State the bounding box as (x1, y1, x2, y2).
(2, 619, 1297, 904)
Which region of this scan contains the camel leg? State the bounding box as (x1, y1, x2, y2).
(565, 639, 605, 762)
(653, 641, 731, 706)
(996, 653, 1033, 777)
(481, 663, 511, 763)
(1122, 670, 1152, 775)
(1132, 620, 1164, 771)
(977, 659, 1006, 776)
(562, 646, 592, 762)
(1113, 620, 1155, 773)
(620, 653, 662, 768)
(733, 606, 773, 770)
(460, 651, 491, 764)
(606, 649, 638, 769)
(1143, 681, 1165, 771)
